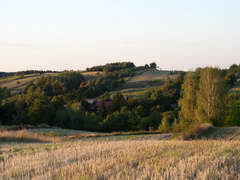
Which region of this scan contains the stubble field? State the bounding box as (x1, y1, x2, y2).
(1, 139, 240, 180)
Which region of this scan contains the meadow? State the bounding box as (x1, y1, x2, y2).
(1, 131, 240, 180)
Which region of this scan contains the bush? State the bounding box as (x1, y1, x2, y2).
(225, 100, 240, 126)
(181, 123, 213, 140)
(159, 111, 176, 133)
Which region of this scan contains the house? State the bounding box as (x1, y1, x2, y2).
(84, 98, 113, 111)
(95, 99, 113, 110)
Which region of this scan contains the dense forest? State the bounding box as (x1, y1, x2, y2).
(1, 62, 240, 133)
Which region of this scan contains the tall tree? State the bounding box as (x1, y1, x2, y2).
(178, 72, 199, 127)
(150, 62, 157, 69)
(196, 67, 227, 125)
(225, 100, 240, 126)
(111, 92, 127, 111)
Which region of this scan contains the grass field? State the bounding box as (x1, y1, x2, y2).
(0, 127, 240, 179)
(118, 86, 161, 98)
(0, 75, 22, 84)
(120, 88, 149, 97)
(128, 70, 179, 83)
(0, 76, 39, 89)
(29, 128, 97, 137)
(81, 71, 104, 76)
(81, 71, 105, 80)
(117, 70, 177, 97)
(120, 70, 179, 91)
(1, 138, 240, 180)
(0, 73, 60, 94)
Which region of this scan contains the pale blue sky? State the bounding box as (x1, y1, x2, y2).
(1, 0, 240, 71)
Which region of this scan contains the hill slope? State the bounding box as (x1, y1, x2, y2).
(129, 70, 178, 82)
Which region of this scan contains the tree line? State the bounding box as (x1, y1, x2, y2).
(86, 62, 135, 72)
(0, 63, 240, 133)
(170, 65, 240, 134)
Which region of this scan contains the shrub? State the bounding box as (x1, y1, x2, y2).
(181, 123, 213, 140)
(159, 111, 176, 133)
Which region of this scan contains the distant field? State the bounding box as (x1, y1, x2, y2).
(0, 73, 60, 94)
(0, 76, 39, 89)
(120, 70, 179, 90)
(99, 87, 153, 99)
(95, 70, 180, 98)
(0, 75, 21, 84)
(29, 128, 99, 137)
(81, 71, 104, 76)
(81, 71, 105, 80)
(120, 88, 148, 97)
(119, 86, 163, 98)
(0, 126, 170, 140)
(1, 139, 240, 179)
(0, 126, 98, 136)
(129, 70, 179, 83)
(231, 87, 240, 92)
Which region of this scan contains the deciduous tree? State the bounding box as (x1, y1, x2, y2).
(196, 67, 227, 125)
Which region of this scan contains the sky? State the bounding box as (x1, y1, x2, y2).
(1, 0, 240, 72)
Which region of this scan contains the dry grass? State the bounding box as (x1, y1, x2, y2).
(81, 71, 104, 76)
(121, 70, 178, 90)
(29, 128, 98, 137)
(120, 88, 149, 97)
(1, 139, 240, 179)
(0, 130, 63, 144)
(0, 73, 60, 94)
(81, 71, 105, 80)
(0, 77, 38, 89)
(129, 70, 179, 83)
(67, 130, 170, 140)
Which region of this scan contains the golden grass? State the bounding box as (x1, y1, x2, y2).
(0, 130, 63, 143)
(81, 71, 104, 76)
(67, 130, 168, 140)
(1, 139, 240, 179)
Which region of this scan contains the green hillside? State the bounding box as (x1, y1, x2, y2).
(128, 70, 179, 82)
(0, 73, 60, 94)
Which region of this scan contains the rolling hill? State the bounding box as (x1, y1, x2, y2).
(0, 69, 181, 97)
(0, 73, 60, 94)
